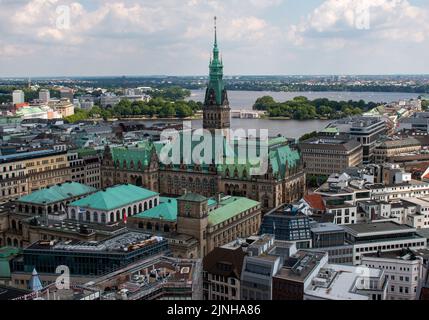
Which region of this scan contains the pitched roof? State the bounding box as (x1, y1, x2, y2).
(134, 197, 177, 221)
(18, 182, 96, 205)
(203, 246, 246, 278)
(0, 247, 20, 259)
(70, 184, 159, 211)
(178, 193, 207, 203)
(112, 141, 155, 171)
(304, 194, 326, 211)
(208, 196, 260, 226)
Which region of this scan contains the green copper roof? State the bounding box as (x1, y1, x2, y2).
(134, 197, 177, 222)
(269, 136, 289, 147)
(18, 182, 96, 205)
(76, 148, 100, 157)
(112, 141, 155, 171)
(70, 184, 158, 211)
(205, 17, 227, 106)
(0, 247, 20, 279)
(208, 198, 217, 207)
(133, 194, 259, 227)
(269, 144, 301, 179)
(208, 196, 260, 226)
(0, 247, 20, 259)
(109, 135, 301, 181)
(178, 193, 208, 203)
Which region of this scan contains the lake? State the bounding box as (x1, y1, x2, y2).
(187, 90, 420, 110)
(184, 90, 420, 138)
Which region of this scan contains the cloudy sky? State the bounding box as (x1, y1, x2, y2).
(0, 0, 428, 77)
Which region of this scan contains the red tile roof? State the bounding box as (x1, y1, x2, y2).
(304, 194, 326, 212)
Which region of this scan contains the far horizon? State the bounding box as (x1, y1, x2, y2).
(2, 74, 429, 80)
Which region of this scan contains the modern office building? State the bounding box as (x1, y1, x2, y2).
(12, 90, 25, 105)
(374, 137, 421, 164)
(300, 136, 363, 176)
(325, 116, 388, 163)
(38, 90, 50, 104)
(361, 249, 426, 300)
(343, 222, 427, 264)
(240, 235, 295, 300)
(272, 250, 328, 300)
(260, 204, 312, 248)
(59, 88, 74, 103)
(9, 232, 169, 289)
(303, 263, 388, 300)
(272, 249, 387, 300)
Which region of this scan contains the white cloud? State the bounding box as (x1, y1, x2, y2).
(288, 0, 429, 48)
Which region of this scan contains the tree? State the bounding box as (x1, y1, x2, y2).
(253, 96, 277, 110)
(159, 104, 176, 118)
(299, 131, 318, 142)
(176, 103, 193, 118)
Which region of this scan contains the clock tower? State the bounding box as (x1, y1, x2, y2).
(176, 193, 209, 257)
(203, 17, 231, 136)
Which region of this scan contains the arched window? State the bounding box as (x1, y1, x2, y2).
(18, 205, 23, 212)
(79, 211, 84, 221)
(32, 206, 37, 214)
(93, 212, 99, 223)
(86, 211, 91, 221)
(25, 205, 29, 213)
(38, 207, 42, 215)
(149, 200, 153, 208)
(71, 209, 76, 220)
(116, 210, 121, 221)
(133, 205, 137, 215)
(110, 212, 115, 222)
(138, 222, 144, 229)
(128, 207, 132, 216)
(11, 220, 17, 230)
(144, 202, 148, 210)
(6, 238, 12, 246)
(53, 204, 58, 212)
(164, 224, 170, 233)
(47, 206, 52, 214)
(139, 203, 142, 212)
(154, 198, 158, 206)
(13, 239, 18, 247)
(147, 222, 152, 230)
(101, 213, 106, 223)
(155, 224, 160, 231)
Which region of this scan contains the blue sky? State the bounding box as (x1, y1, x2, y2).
(0, 0, 428, 77)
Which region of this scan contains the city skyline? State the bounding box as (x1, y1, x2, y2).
(0, 0, 429, 77)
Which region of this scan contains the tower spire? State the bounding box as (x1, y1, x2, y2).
(214, 16, 217, 48)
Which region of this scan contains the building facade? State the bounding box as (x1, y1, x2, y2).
(300, 136, 363, 176)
